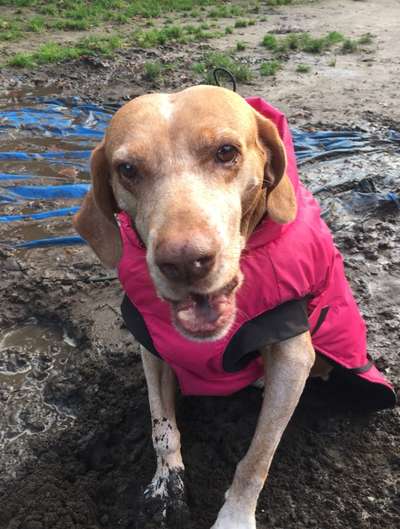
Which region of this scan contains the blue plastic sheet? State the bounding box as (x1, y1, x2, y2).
(1, 96, 398, 249)
(292, 129, 374, 164)
(0, 173, 44, 181)
(0, 98, 109, 139)
(0, 206, 79, 222)
(14, 235, 86, 248)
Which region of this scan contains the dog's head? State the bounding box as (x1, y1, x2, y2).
(74, 86, 296, 341)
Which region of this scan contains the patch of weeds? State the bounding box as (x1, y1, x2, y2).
(7, 34, 123, 67)
(143, 60, 163, 81)
(50, 18, 92, 31)
(80, 35, 123, 56)
(236, 41, 246, 51)
(7, 52, 36, 67)
(208, 5, 244, 18)
(192, 62, 206, 74)
(358, 32, 374, 44)
(38, 4, 58, 16)
(132, 23, 219, 47)
(341, 38, 358, 53)
(202, 51, 253, 83)
(234, 19, 249, 28)
(326, 31, 345, 44)
(225, 26, 233, 35)
(262, 34, 278, 50)
(296, 63, 311, 73)
(1, 0, 219, 39)
(262, 31, 347, 55)
(0, 18, 23, 41)
(28, 16, 45, 33)
(107, 11, 130, 24)
(132, 26, 182, 47)
(260, 60, 281, 76)
(302, 36, 326, 53)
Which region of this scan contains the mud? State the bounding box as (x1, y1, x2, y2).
(1, 0, 400, 528)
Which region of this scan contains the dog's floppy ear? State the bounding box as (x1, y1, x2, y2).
(254, 112, 297, 224)
(73, 142, 122, 268)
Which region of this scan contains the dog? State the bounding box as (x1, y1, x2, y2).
(73, 85, 395, 529)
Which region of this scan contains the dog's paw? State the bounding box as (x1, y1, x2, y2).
(210, 501, 256, 529)
(135, 468, 190, 529)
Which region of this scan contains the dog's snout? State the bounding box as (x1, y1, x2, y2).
(155, 239, 216, 284)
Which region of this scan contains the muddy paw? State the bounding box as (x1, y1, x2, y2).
(135, 468, 190, 529)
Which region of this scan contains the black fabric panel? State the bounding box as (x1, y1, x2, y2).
(121, 295, 160, 357)
(308, 353, 397, 411)
(311, 306, 330, 336)
(222, 298, 309, 373)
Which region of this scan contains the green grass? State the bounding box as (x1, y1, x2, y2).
(261, 30, 373, 57)
(296, 63, 310, 73)
(7, 34, 123, 67)
(50, 18, 93, 31)
(144, 60, 163, 81)
(358, 32, 374, 45)
(341, 34, 374, 53)
(208, 5, 245, 18)
(27, 16, 45, 33)
(0, 0, 241, 45)
(234, 19, 249, 28)
(261, 34, 278, 50)
(260, 60, 281, 76)
(341, 38, 358, 54)
(132, 23, 220, 47)
(236, 40, 246, 51)
(0, 17, 24, 41)
(197, 51, 253, 83)
(262, 31, 347, 54)
(192, 62, 206, 74)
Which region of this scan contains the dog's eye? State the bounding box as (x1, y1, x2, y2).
(118, 163, 137, 180)
(216, 145, 238, 164)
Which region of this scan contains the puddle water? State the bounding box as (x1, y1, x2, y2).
(0, 320, 77, 447)
(0, 321, 76, 379)
(1, 218, 73, 242)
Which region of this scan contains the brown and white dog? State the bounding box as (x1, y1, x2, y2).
(74, 86, 331, 529)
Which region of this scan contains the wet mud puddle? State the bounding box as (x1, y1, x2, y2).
(0, 321, 76, 456)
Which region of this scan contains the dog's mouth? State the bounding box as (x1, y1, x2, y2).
(166, 277, 240, 340)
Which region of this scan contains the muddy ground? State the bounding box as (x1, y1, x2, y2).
(0, 1, 400, 528)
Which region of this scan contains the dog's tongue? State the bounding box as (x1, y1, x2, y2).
(172, 292, 234, 337)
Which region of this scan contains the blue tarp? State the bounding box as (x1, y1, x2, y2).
(0, 206, 80, 222)
(0, 96, 398, 249)
(3, 183, 90, 201)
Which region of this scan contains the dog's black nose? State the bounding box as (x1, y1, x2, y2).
(155, 242, 216, 284)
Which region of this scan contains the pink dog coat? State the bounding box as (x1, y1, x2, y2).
(118, 97, 396, 409)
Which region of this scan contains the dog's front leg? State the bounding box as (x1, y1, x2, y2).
(139, 347, 189, 527)
(211, 331, 315, 529)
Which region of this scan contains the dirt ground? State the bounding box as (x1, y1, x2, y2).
(0, 1, 399, 528)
